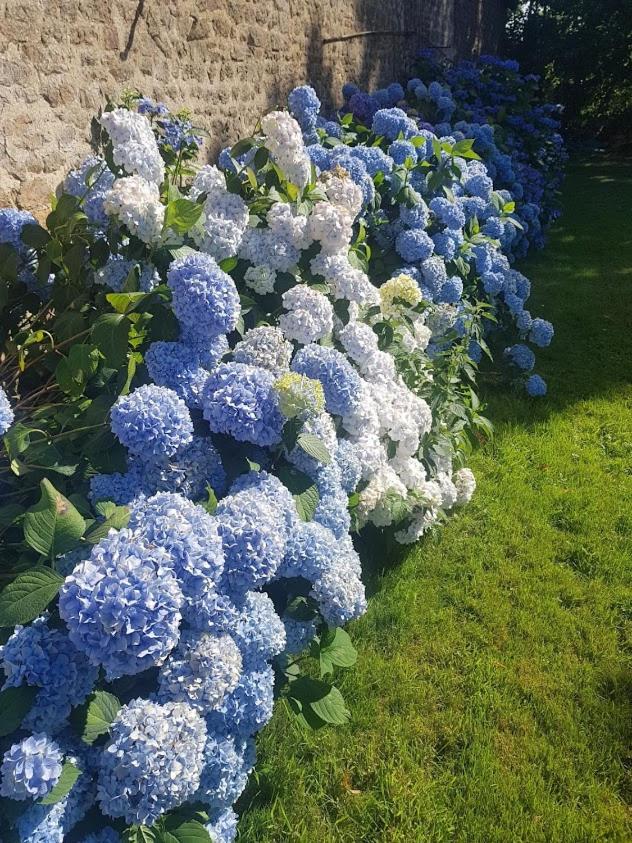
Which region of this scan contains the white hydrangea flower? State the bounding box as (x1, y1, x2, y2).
(267, 203, 311, 250)
(190, 165, 249, 260)
(436, 472, 459, 509)
(394, 508, 439, 544)
(100, 108, 165, 185)
(244, 264, 277, 295)
(454, 467, 476, 505)
(279, 286, 334, 344)
(261, 111, 312, 188)
(103, 176, 165, 244)
(320, 167, 363, 220)
(310, 253, 379, 305)
(337, 321, 380, 366)
(233, 326, 292, 374)
(239, 227, 300, 273)
(357, 465, 408, 527)
(307, 203, 353, 255)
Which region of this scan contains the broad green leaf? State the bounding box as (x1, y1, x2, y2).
(0, 568, 64, 627)
(0, 685, 38, 736)
(276, 465, 319, 521)
(123, 827, 158, 843)
(310, 684, 351, 725)
(91, 313, 129, 367)
(163, 198, 203, 235)
(39, 761, 81, 804)
(106, 291, 152, 314)
(319, 627, 358, 676)
(55, 344, 101, 397)
(81, 690, 121, 744)
(20, 223, 51, 250)
(84, 506, 130, 543)
(23, 478, 86, 557)
(157, 819, 212, 843)
(297, 433, 331, 465)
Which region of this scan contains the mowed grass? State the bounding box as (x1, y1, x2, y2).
(236, 159, 632, 842)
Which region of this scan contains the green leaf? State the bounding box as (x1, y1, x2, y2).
(84, 506, 130, 543)
(80, 690, 121, 744)
(39, 761, 81, 804)
(310, 684, 351, 725)
(91, 312, 129, 367)
(319, 627, 358, 676)
(123, 827, 158, 843)
(23, 478, 86, 557)
(200, 484, 218, 515)
(0, 568, 64, 627)
(297, 433, 331, 465)
(157, 819, 212, 843)
(219, 256, 238, 273)
(163, 198, 203, 235)
(105, 291, 152, 314)
(0, 685, 38, 736)
(287, 677, 351, 726)
(276, 465, 319, 522)
(20, 223, 51, 250)
(55, 344, 101, 397)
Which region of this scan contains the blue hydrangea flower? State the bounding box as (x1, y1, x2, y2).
(505, 343, 536, 371)
(63, 155, 115, 228)
(395, 229, 435, 263)
(206, 663, 275, 739)
(59, 529, 183, 679)
(310, 551, 366, 627)
(206, 807, 239, 843)
(350, 146, 394, 177)
(464, 173, 494, 200)
(232, 591, 286, 668)
(429, 196, 466, 229)
(202, 362, 284, 447)
(314, 489, 351, 539)
(215, 490, 286, 595)
(283, 616, 318, 655)
(335, 439, 362, 494)
(400, 201, 429, 229)
(97, 699, 206, 826)
(439, 276, 464, 304)
(196, 733, 255, 811)
(167, 251, 240, 339)
(291, 344, 362, 417)
(1, 734, 63, 800)
(89, 461, 149, 506)
(277, 519, 338, 581)
(371, 108, 416, 140)
(141, 434, 228, 501)
(288, 85, 321, 132)
(128, 492, 225, 622)
(526, 374, 547, 396)
(0, 208, 36, 256)
(110, 384, 193, 462)
(179, 331, 229, 370)
(468, 340, 483, 363)
(1, 617, 98, 734)
(157, 630, 242, 711)
(529, 317, 554, 347)
(347, 92, 380, 124)
(388, 140, 417, 165)
(0, 386, 14, 435)
(145, 341, 210, 409)
(516, 309, 533, 332)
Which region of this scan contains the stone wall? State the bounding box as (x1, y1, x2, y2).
(0, 0, 504, 214)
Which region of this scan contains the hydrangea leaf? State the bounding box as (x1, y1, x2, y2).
(39, 761, 80, 805)
(287, 677, 351, 726)
(163, 198, 203, 235)
(91, 312, 129, 368)
(23, 478, 86, 557)
(80, 690, 122, 744)
(84, 505, 130, 544)
(297, 433, 331, 465)
(0, 568, 64, 627)
(319, 627, 358, 676)
(276, 465, 319, 522)
(0, 685, 38, 736)
(123, 827, 158, 843)
(157, 819, 213, 843)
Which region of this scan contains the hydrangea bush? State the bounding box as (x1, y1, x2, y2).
(0, 67, 561, 841)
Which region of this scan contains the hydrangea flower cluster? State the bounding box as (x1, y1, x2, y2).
(0, 64, 561, 841)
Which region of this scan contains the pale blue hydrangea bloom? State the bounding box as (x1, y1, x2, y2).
(0, 386, 14, 435)
(97, 699, 206, 825)
(529, 317, 554, 347)
(206, 663, 275, 739)
(291, 344, 362, 417)
(395, 229, 435, 263)
(59, 528, 183, 679)
(206, 807, 239, 843)
(202, 362, 284, 447)
(167, 251, 240, 339)
(0, 734, 63, 800)
(195, 733, 255, 810)
(282, 616, 318, 655)
(232, 591, 286, 668)
(111, 384, 193, 462)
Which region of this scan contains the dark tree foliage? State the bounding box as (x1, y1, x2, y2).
(505, 0, 632, 143)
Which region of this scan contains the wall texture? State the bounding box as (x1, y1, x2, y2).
(0, 0, 504, 214)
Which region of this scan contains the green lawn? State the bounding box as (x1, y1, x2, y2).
(236, 159, 632, 842)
